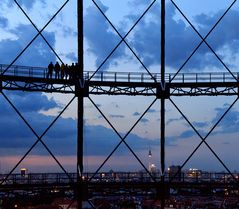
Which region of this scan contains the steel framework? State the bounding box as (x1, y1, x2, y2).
(0, 0, 239, 209)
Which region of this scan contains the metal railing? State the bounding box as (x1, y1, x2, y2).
(0, 64, 239, 83)
(85, 71, 239, 83)
(0, 172, 238, 185)
(0, 64, 48, 78)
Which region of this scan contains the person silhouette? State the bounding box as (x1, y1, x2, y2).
(47, 62, 54, 79)
(65, 64, 69, 79)
(60, 63, 65, 79)
(54, 61, 60, 79)
(69, 63, 75, 80)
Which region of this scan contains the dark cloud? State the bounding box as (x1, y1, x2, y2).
(192, 121, 209, 128)
(129, 3, 218, 71)
(212, 105, 239, 134)
(133, 109, 155, 116)
(0, 17, 68, 156)
(165, 135, 179, 147)
(184, 121, 208, 138)
(6, 92, 59, 113)
(0, 92, 76, 156)
(168, 103, 239, 144)
(85, 1, 239, 71)
(0, 24, 56, 66)
(196, 10, 239, 54)
(84, 2, 126, 70)
(109, 114, 125, 118)
(16, 0, 38, 9)
(6, 0, 46, 9)
(222, 142, 230, 145)
(179, 130, 195, 138)
(84, 124, 159, 156)
(166, 116, 184, 125)
(165, 103, 239, 145)
(0, 25, 55, 67)
(164, 129, 196, 147)
(65, 52, 77, 62)
(135, 5, 239, 71)
(133, 111, 140, 116)
(140, 118, 149, 123)
(0, 17, 8, 27)
(62, 26, 76, 38)
(148, 109, 157, 113)
(0, 110, 156, 157)
(128, 0, 152, 7)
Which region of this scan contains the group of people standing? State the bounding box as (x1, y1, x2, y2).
(47, 61, 79, 80)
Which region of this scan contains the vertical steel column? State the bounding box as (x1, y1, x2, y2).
(77, 0, 84, 208)
(160, 0, 166, 209)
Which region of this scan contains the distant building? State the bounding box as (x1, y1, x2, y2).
(149, 163, 157, 173)
(148, 146, 156, 173)
(20, 168, 28, 177)
(168, 165, 181, 181)
(187, 168, 202, 180)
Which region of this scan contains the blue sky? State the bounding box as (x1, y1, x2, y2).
(1, 0, 239, 173)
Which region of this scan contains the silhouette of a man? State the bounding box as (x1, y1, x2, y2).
(47, 62, 54, 79)
(54, 61, 60, 79)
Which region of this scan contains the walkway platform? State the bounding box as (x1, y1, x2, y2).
(0, 64, 239, 96)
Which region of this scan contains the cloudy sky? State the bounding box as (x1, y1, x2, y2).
(1, 0, 239, 174)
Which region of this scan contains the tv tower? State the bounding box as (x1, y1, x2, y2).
(148, 145, 152, 171)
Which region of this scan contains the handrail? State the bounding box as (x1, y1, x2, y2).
(0, 64, 238, 83)
(0, 171, 238, 185)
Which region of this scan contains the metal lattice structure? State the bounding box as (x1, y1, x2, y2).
(0, 0, 239, 208)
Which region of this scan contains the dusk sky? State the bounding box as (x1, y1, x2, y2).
(0, 0, 239, 173)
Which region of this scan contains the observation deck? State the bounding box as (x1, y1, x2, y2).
(0, 64, 239, 96)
